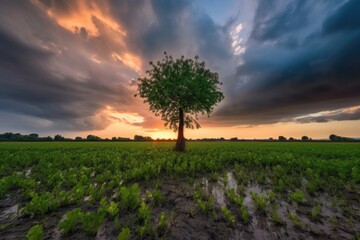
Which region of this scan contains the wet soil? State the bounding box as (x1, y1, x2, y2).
(1, 172, 359, 239)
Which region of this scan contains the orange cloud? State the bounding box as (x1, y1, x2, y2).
(34, 0, 125, 37)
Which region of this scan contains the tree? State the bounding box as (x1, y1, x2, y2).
(278, 136, 287, 141)
(54, 134, 64, 141)
(301, 136, 309, 141)
(136, 53, 224, 151)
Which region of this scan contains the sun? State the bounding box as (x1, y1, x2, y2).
(149, 131, 176, 140)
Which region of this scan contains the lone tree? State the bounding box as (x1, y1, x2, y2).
(135, 52, 224, 151)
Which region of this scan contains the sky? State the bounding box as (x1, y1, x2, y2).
(1, 0, 360, 140)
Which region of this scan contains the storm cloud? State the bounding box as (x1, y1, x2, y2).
(0, 0, 359, 134)
(216, 0, 360, 125)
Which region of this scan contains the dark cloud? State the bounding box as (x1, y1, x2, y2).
(322, 0, 360, 34)
(296, 107, 360, 123)
(0, 0, 134, 131)
(0, 0, 235, 133)
(1, 0, 359, 134)
(216, 0, 360, 125)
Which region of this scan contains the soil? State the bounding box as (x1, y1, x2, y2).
(1, 172, 359, 240)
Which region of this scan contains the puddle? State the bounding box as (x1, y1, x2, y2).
(211, 185, 225, 206)
(209, 172, 240, 206)
(225, 172, 237, 192)
(0, 204, 19, 222)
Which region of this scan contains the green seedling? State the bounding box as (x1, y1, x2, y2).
(157, 212, 167, 234)
(240, 205, 249, 224)
(81, 210, 105, 236)
(120, 183, 140, 211)
(117, 227, 131, 240)
(289, 212, 303, 228)
(193, 189, 214, 215)
(269, 205, 284, 225)
(221, 205, 236, 226)
(266, 191, 275, 202)
(310, 204, 322, 221)
(107, 201, 120, 218)
(153, 189, 165, 206)
(138, 201, 151, 224)
(26, 224, 43, 240)
(225, 188, 243, 207)
(26, 192, 59, 216)
(59, 208, 83, 235)
(290, 189, 305, 204)
(250, 191, 267, 213)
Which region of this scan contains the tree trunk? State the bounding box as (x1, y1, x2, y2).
(174, 107, 185, 152)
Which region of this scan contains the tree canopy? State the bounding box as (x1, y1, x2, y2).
(135, 52, 224, 151)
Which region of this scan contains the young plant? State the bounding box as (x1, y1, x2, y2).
(240, 205, 250, 224)
(138, 225, 150, 240)
(81, 210, 105, 236)
(152, 189, 165, 206)
(269, 205, 284, 225)
(138, 201, 151, 224)
(26, 192, 59, 216)
(225, 188, 243, 207)
(193, 189, 214, 215)
(289, 212, 303, 228)
(310, 204, 322, 221)
(59, 208, 83, 235)
(157, 212, 167, 234)
(120, 183, 140, 211)
(117, 227, 131, 240)
(266, 191, 275, 203)
(221, 205, 236, 226)
(107, 201, 120, 218)
(290, 189, 305, 205)
(26, 224, 43, 240)
(250, 191, 267, 214)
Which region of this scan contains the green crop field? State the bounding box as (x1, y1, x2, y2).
(0, 142, 359, 239)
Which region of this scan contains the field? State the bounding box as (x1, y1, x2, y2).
(0, 142, 359, 240)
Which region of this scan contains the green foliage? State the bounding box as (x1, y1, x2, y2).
(225, 188, 243, 207)
(26, 224, 43, 240)
(266, 191, 276, 202)
(59, 208, 83, 235)
(290, 189, 305, 204)
(136, 53, 224, 131)
(26, 192, 59, 216)
(157, 212, 167, 234)
(138, 201, 151, 224)
(117, 227, 131, 240)
(250, 192, 268, 213)
(289, 212, 303, 228)
(107, 201, 120, 218)
(193, 189, 214, 215)
(81, 210, 105, 236)
(269, 205, 284, 225)
(310, 204, 322, 220)
(221, 205, 236, 225)
(1, 141, 360, 237)
(120, 183, 140, 211)
(152, 188, 165, 206)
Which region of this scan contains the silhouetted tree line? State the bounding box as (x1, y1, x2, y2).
(0, 132, 131, 142)
(329, 134, 356, 142)
(1, 132, 358, 142)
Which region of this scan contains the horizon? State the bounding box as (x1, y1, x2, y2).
(1, 0, 360, 139)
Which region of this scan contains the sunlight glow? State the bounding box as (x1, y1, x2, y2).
(230, 23, 246, 55)
(111, 52, 142, 73)
(35, 0, 126, 37)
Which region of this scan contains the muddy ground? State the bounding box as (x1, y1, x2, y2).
(1, 172, 359, 239)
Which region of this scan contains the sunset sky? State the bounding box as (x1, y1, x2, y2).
(1, 0, 360, 139)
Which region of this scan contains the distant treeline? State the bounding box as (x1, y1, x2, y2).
(0, 132, 358, 142)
